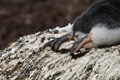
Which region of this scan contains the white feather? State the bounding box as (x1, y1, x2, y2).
(74, 23, 120, 48)
(91, 23, 120, 46)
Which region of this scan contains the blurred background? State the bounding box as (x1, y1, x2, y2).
(0, 0, 98, 50)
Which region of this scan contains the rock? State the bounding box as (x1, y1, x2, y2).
(0, 23, 120, 80)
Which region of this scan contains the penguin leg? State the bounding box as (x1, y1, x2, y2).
(43, 32, 74, 51)
(70, 32, 92, 54)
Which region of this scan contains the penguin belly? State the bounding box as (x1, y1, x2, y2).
(91, 23, 120, 47)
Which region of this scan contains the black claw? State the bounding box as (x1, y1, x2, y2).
(54, 36, 68, 51)
(70, 54, 76, 59)
(43, 40, 54, 49)
(51, 38, 60, 51)
(43, 32, 73, 51)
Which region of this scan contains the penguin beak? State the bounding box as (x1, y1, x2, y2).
(70, 32, 92, 54)
(43, 32, 74, 51)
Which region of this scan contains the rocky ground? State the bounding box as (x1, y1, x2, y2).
(0, 24, 120, 80)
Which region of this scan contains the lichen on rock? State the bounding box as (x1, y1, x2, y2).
(0, 23, 120, 80)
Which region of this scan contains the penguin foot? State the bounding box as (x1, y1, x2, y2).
(43, 32, 74, 51)
(70, 32, 92, 55)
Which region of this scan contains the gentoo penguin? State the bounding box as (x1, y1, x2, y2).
(44, 0, 120, 57)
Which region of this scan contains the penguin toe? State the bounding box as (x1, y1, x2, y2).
(43, 32, 73, 51)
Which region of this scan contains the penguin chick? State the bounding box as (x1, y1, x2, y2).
(44, 0, 120, 57)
